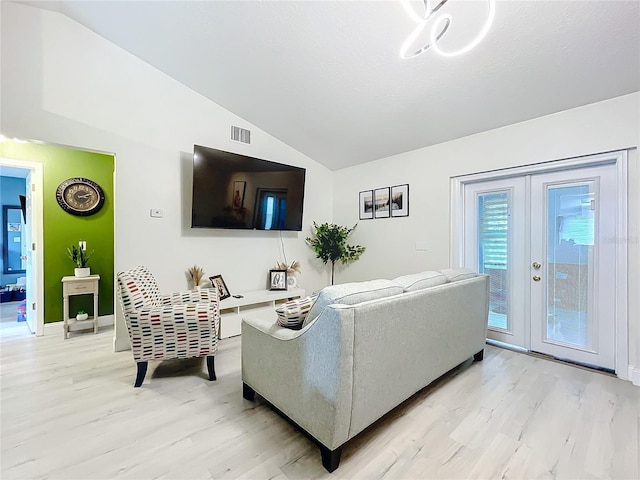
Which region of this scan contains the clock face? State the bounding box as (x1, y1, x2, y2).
(56, 177, 105, 216)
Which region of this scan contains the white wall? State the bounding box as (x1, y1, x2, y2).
(333, 93, 640, 382)
(1, 3, 334, 350)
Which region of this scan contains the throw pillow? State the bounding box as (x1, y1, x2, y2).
(276, 294, 318, 329)
(439, 267, 477, 282)
(303, 279, 404, 328)
(392, 271, 447, 292)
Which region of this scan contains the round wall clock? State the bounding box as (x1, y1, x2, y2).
(56, 177, 105, 216)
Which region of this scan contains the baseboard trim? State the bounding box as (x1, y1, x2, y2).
(628, 366, 640, 386)
(113, 336, 131, 352)
(43, 315, 114, 336)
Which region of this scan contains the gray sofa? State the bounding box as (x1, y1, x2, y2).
(241, 269, 490, 472)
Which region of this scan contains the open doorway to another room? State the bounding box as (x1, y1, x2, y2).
(0, 162, 41, 338)
(1, 138, 115, 340)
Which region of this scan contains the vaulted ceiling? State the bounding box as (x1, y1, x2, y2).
(20, 0, 640, 170)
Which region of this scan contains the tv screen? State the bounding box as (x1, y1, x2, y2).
(191, 145, 306, 231)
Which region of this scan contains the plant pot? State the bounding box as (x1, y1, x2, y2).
(74, 267, 90, 278)
(76, 313, 89, 321)
(287, 275, 298, 288)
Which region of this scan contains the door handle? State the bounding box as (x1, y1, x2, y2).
(533, 275, 541, 282)
(532, 262, 542, 270)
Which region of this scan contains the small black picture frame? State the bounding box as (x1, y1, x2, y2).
(391, 184, 409, 217)
(359, 190, 374, 220)
(209, 274, 231, 300)
(269, 269, 288, 291)
(374, 187, 390, 218)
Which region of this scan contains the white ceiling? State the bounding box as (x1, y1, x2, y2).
(19, 0, 640, 170)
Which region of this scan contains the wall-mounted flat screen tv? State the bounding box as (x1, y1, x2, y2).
(191, 145, 306, 231)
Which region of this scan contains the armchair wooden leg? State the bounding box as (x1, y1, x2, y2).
(206, 356, 216, 381)
(320, 445, 342, 472)
(134, 361, 148, 387)
(473, 349, 484, 362)
(243, 382, 255, 401)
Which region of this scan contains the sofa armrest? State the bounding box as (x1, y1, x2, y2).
(242, 316, 306, 340)
(161, 288, 219, 305)
(241, 307, 355, 450)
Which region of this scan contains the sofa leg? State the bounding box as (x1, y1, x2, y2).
(243, 382, 256, 401)
(134, 361, 148, 387)
(473, 349, 484, 362)
(206, 356, 216, 381)
(320, 445, 342, 473)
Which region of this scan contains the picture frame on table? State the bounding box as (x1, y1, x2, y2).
(374, 187, 390, 218)
(269, 269, 288, 291)
(391, 184, 409, 217)
(359, 190, 374, 220)
(209, 274, 231, 300)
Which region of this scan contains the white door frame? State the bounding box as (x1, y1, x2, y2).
(0, 157, 45, 336)
(451, 150, 629, 380)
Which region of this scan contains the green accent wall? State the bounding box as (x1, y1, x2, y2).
(0, 141, 114, 323)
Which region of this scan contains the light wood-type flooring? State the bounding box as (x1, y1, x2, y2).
(1, 307, 638, 479)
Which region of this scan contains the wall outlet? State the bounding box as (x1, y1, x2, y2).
(79, 241, 87, 251)
(150, 209, 163, 218)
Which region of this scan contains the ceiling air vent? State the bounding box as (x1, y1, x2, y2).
(231, 126, 251, 144)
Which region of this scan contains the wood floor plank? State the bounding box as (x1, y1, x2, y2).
(1, 317, 638, 480)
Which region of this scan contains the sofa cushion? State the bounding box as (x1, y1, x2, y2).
(439, 267, 477, 282)
(276, 294, 318, 329)
(392, 271, 447, 292)
(303, 279, 403, 327)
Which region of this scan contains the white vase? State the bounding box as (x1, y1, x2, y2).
(74, 267, 90, 277)
(287, 275, 297, 288)
(76, 313, 89, 321)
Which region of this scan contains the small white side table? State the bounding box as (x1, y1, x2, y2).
(62, 274, 100, 339)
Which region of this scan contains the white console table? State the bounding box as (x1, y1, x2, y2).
(218, 288, 305, 338)
(62, 274, 100, 339)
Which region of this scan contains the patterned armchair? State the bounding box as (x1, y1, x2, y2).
(116, 265, 220, 387)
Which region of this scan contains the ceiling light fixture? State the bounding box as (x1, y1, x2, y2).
(400, 0, 496, 59)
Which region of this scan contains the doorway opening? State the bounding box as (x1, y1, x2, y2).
(0, 159, 44, 337)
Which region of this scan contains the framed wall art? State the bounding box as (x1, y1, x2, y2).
(374, 187, 390, 218)
(359, 190, 374, 220)
(391, 184, 409, 217)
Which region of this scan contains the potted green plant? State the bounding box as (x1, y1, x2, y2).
(76, 310, 89, 321)
(305, 222, 365, 285)
(67, 245, 93, 277)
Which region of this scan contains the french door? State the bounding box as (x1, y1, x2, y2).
(463, 162, 618, 370)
